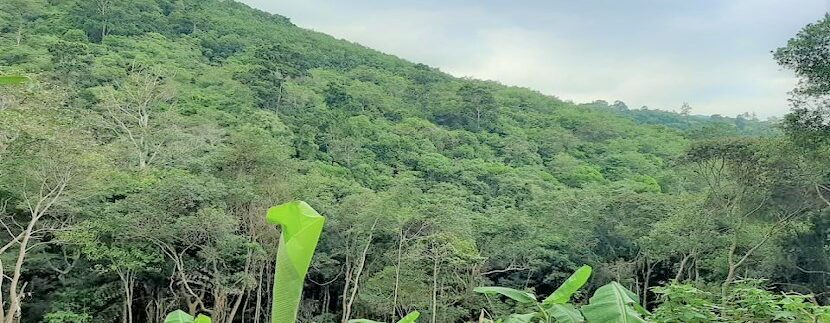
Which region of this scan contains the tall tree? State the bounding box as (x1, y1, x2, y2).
(97, 67, 175, 170)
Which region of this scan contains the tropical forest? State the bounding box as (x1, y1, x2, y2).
(1, 1, 830, 322)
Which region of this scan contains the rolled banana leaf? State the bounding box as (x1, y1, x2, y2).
(267, 201, 326, 323)
(0, 75, 27, 85)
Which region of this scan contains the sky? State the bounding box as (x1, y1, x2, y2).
(241, 0, 829, 118)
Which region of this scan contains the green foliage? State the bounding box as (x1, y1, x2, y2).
(474, 287, 538, 304)
(0, 1, 827, 322)
(547, 304, 584, 323)
(652, 281, 830, 322)
(164, 310, 194, 323)
(349, 311, 421, 323)
(161, 310, 213, 323)
(0, 75, 27, 84)
(650, 283, 718, 322)
(543, 265, 593, 305)
(775, 13, 830, 95)
(43, 311, 92, 323)
(475, 266, 650, 323)
(581, 282, 647, 323)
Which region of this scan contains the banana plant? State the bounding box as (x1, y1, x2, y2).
(164, 310, 212, 323)
(474, 265, 648, 322)
(267, 201, 326, 323)
(581, 282, 647, 323)
(349, 311, 421, 323)
(0, 75, 27, 85)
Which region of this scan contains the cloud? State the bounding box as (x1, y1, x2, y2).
(242, 0, 827, 118)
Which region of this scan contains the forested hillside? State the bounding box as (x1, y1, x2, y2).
(1, 1, 829, 322)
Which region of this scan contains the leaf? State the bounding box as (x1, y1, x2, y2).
(347, 311, 420, 323)
(0, 75, 27, 85)
(548, 304, 585, 323)
(397, 311, 420, 323)
(193, 314, 212, 323)
(581, 282, 647, 323)
(503, 313, 535, 323)
(164, 310, 194, 323)
(267, 201, 326, 323)
(474, 286, 537, 304)
(543, 265, 592, 305)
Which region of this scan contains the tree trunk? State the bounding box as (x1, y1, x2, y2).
(642, 259, 656, 308)
(118, 269, 135, 323)
(342, 221, 377, 323)
(675, 252, 692, 282)
(254, 263, 264, 323)
(391, 229, 404, 319)
(431, 251, 439, 323)
(723, 241, 738, 295)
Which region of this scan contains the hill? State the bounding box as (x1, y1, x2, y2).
(0, 1, 826, 322)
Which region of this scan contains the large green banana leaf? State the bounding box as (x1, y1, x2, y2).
(547, 304, 584, 323)
(581, 282, 646, 323)
(163, 310, 212, 323)
(0, 75, 27, 85)
(502, 313, 535, 323)
(164, 310, 194, 323)
(542, 265, 592, 305)
(348, 310, 421, 323)
(267, 201, 326, 323)
(473, 286, 537, 304)
(396, 311, 421, 323)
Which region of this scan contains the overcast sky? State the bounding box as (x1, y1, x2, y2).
(241, 0, 828, 118)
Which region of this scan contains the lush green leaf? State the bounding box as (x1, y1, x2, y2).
(474, 286, 537, 304)
(548, 304, 584, 323)
(581, 282, 647, 323)
(543, 265, 592, 305)
(164, 310, 194, 323)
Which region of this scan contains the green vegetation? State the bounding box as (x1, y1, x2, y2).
(349, 311, 420, 323)
(164, 310, 212, 323)
(1, 1, 830, 322)
(268, 201, 325, 323)
(474, 265, 649, 323)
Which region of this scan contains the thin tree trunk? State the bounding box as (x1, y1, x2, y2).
(275, 82, 284, 111)
(118, 269, 135, 323)
(431, 250, 439, 323)
(391, 229, 404, 319)
(254, 263, 264, 323)
(0, 257, 5, 321)
(342, 220, 377, 323)
(723, 241, 738, 295)
(675, 252, 692, 281)
(339, 255, 352, 323)
(694, 258, 700, 283)
(322, 286, 330, 317)
(642, 259, 656, 308)
(4, 226, 33, 323)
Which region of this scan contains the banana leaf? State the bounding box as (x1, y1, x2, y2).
(164, 310, 194, 323)
(473, 286, 537, 304)
(502, 313, 535, 323)
(0, 75, 27, 85)
(268, 201, 326, 323)
(581, 282, 646, 323)
(542, 265, 592, 305)
(348, 310, 420, 323)
(547, 304, 584, 323)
